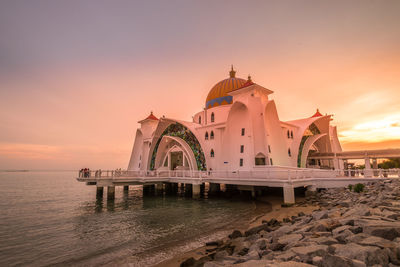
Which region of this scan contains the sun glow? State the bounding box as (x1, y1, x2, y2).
(340, 113, 400, 143)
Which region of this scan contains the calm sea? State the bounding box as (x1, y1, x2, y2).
(0, 171, 262, 266)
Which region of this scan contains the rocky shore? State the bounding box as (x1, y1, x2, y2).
(180, 179, 400, 267)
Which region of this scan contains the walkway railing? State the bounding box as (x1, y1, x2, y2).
(78, 168, 400, 181)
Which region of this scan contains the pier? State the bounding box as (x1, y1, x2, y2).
(77, 167, 400, 204)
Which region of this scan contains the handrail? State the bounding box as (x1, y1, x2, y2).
(78, 168, 400, 180)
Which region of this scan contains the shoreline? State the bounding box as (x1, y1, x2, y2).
(154, 195, 318, 267)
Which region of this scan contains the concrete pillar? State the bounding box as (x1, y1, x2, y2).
(251, 187, 256, 199)
(107, 186, 115, 200)
(209, 183, 221, 195)
(283, 183, 295, 204)
(96, 186, 104, 198)
(192, 184, 201, 199)
(155, 183, 164, 195)
(184, 183, 192, 196)
(364, 157, 372, 177)
(123, 185, 129, 191)
(165, 183, 173, 195)
(372, 158, 378, 177)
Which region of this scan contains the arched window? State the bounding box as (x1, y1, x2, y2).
(270, 158, 273, 165)
(291, 131, 293, 139)
(210, 131, 214, 140)
(199, 116, 201, 124)
(287, 130, 290, 138)
(288, 148, 291, 157)
(210, 149, 215, 157)
(205, 132, 209, 140)
(268, 145, 271, 153)
(211, 112, 215, 122)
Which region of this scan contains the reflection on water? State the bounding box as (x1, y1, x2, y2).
(0, 171, 261, 267)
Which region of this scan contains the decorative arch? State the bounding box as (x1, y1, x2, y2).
(210, 131, 214, 139)
(297, 122, 321, 167)
(205, 131, 209, 140)
(211, 112, 215, 122)
(210, 149, 215, 157)
(299, 133, 327, 167)
(150, 122, 206, 170)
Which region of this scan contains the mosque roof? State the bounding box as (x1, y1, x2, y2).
(205, 66, 247, 109)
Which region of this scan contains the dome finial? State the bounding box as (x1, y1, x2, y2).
(247, 74, 252, 82)
(229, 64, 236, 78)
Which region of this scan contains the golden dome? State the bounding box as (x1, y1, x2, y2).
(205, 66, 247, 109)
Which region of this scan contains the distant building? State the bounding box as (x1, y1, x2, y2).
(128, 66, 343, 172)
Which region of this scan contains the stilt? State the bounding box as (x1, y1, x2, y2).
(192, 184, 201, 199)
(251, 187, 256, 199)
(155, 183, 164, 195)
(96, 186, 104, 198)
(165, 183, 173, 195)
(209, 183, 220, 195)
(107, 186, 115, 200)
(184, 183, 192, 196)
(283, 183, 295, 204)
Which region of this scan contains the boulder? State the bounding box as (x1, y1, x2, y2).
(229, 230, 243, 239)
(245, 224, 271, 237)
(289, 244, 328, 262)
(330, 243, 389, 266)
(319, 254, 355, 267)
(180, 257, 196, 267)
(277, 233, 303, 246)
(312, 210, 329, 220)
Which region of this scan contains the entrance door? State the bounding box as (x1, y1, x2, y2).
(170, 151, 183, 170)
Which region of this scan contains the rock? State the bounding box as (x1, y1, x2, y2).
(275, 251, 296, 261)
(213, 250, 229, 262)
(229, 230, 243, 239)
(269, 242, 285, 251)
(332, 225, 352, 236)
(312, 255, 323, 266)
(245, 224, 271, 236)
(180, 257, 196, 267)
(277, 233, 303, 246)
(312, 210, 329, 220)
(289, 245, 328, 262)
(365, 226, 400, 241)
(242, 250, 260, 261)
(330, 243, 389, 266)
(203, 262, 224, 267)
(268, 261, 316, 267)
(334, 229, 353, 244)
(307, 236, 338, 245)
(320, 254, 362, 267)
(206, 240, 223, 246)
(357, 235, 396, 249)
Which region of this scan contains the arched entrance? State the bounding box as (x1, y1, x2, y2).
(149, 122, 206, 170)
(153, 136, 197, 170)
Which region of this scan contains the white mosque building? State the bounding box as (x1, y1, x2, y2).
(127, 66, 343, 173)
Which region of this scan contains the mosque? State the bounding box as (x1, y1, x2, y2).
(127, 66, 343, 173)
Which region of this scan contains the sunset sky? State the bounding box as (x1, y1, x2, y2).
(1, 0, 400, 170)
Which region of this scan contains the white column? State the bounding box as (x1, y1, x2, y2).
(364, 157, 372, 177)
(192, 184, 201, 199)
(168, 153, 172, 170)
(283, 183, 295, 204)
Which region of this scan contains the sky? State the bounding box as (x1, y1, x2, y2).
(0, 0, 399, 170)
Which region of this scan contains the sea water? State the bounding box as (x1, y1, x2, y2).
(0, 171, 261, 266)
